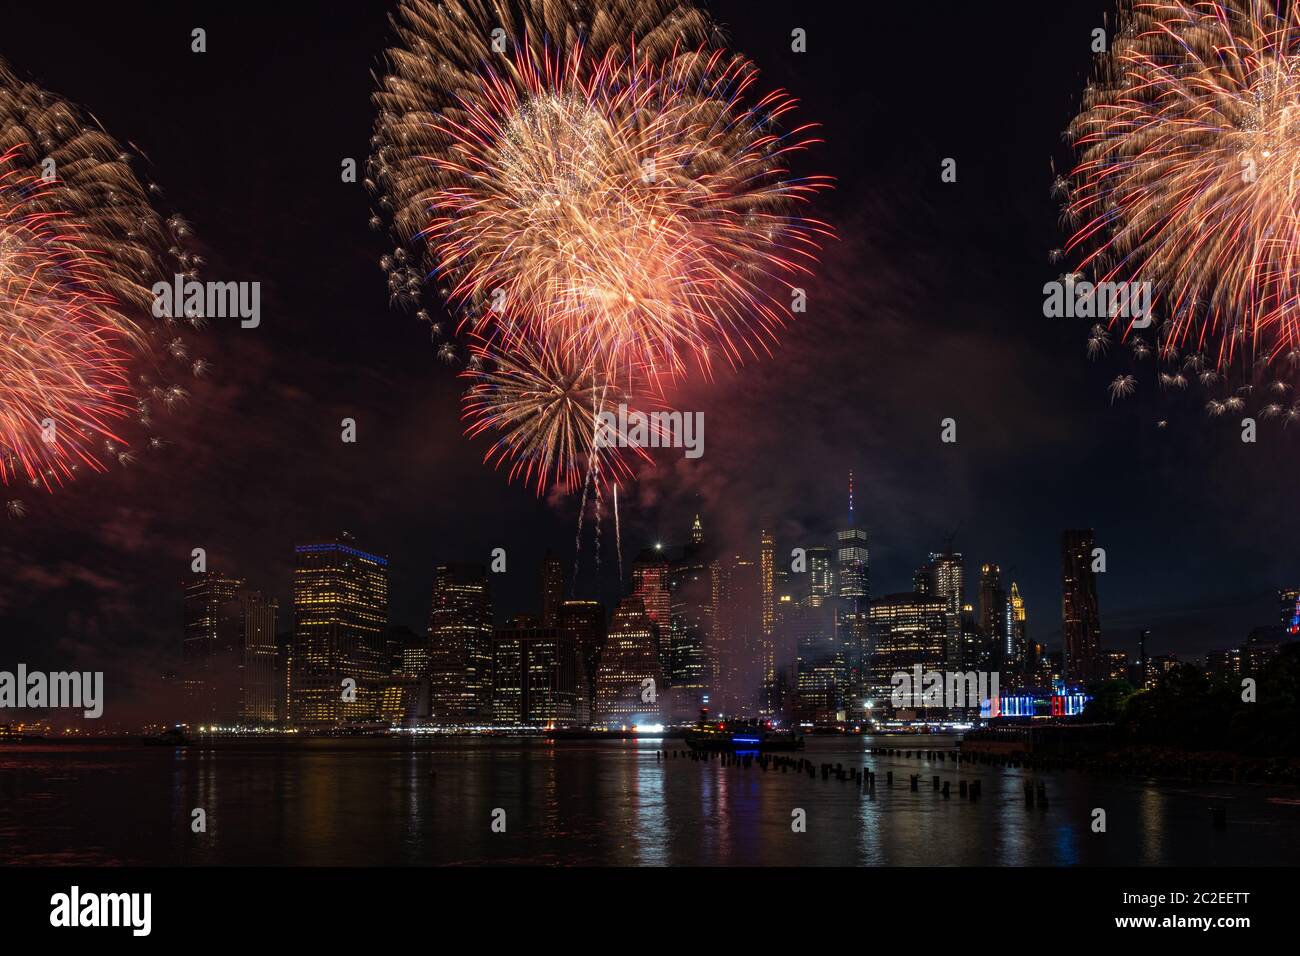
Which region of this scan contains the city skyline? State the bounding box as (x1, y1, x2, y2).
(156, 496, 1296, 732)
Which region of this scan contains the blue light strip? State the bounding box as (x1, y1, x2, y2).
(295, 543, 389, 566)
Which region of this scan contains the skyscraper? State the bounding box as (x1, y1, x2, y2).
(594, 597, 662, 728)
(1061, 529, 1103, 684)
(868, 593, 949, 715)
(540, 552, 564, 627)
(836, 472, 869, 603)
(220, 589, 279, 725)
(491, 624, 583, 728)
(919, 548, 963, 668)
(290, 535, 389, 726)
(791, 599, 841, 723)
(1006, 581, 1028, 688)
(758, 521, 777, 715)
(710, 552, 760, 716)
(182, 571, 243, 721)
(667, 517, 712, 720)
(978, 563, 1007, 669)
(427, 562, 494, 726)
(806, 547, 835, 604)
(558, 598, 603, 724)
(631, 548, 672, 682)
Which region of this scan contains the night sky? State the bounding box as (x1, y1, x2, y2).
(2, 0, 1296, 716)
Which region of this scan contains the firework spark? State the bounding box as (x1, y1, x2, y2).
(0, 58, 203, 509)
(461, 335, 654, 495)
(1061, 0, 1300, 416)
(371, 0, 830, 492)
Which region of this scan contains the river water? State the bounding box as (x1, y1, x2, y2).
(2, 735, 1295, 865)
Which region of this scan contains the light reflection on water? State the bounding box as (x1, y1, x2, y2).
(1, 735, 1296, 866)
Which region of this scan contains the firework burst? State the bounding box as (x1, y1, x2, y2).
(371, 0, 830, 493)
(1060, 0, 1300, 418)
(0, 58, 204, 512)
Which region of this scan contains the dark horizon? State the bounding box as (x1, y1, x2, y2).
(1, 0, 1296, 707)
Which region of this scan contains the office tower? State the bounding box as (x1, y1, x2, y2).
(791, 600, 841, 723)
(377, 625, 428, 725)
(558, 599, 603, 725)
(959, 604, 987, 673)
(275, 629, 293, 724)
(182, 571, 244, 721)
(594, 597, 662, 727)
(667, 516, 712, 720)
(978, 563, 1006, 667)
(427, 562, 494, 726)
(1006, 582, 1028, 689)
(1137, 628, 1151, 687)
(540, 552, 564, 627)
(221, 589, 279, 725)
(1061, 529, 1103, 684)
(290, 535, 389, 727)
(1280, 587, 1300, 635)
(710, 552, 760, 717)
(806, 547, 835, 604)
(758, 521, 777, 715)
(918, 548, 963, 668)
(836, 472, 869, 604)
(631, 548, 672, 682)
(837, 604, 872, 720)
(490, 624, 583, 727)
(867, 593, 949, 715)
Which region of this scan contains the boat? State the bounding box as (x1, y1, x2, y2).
(683, 710, 804, 752)
(141, 726, 191, 747)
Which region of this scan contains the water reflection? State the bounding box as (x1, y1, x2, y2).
(0, 736, 1295, 866)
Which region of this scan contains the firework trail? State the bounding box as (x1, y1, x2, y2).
(1059, 0, 1300, 421)
(0, 58, 205, 515)
(371, 0, 831, 494)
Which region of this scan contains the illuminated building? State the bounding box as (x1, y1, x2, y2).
(1244, 627, 1285, 674)
(1006, 582, 1028, 688)
(1205, 647, 1242, 677)
(540, 552, 564, 627)
(1103, 649, 1128, 682)
(182, 571, 243, 721)
(1061, 529, 1103, 683)
(710, 552, 760, 717)
(1280, 587, 1300, 635)
(491, 625, 584, 727)
(221, 589, 279, 725)
(758, 520, 776, 715)
(867, 593, 948, 715)
(631, 549, 673, 682)
(594, 597, 662, 728)
(837, 605, 872, 721)
(791, 600, 842, 723)
(917, 548, 963, 669)
(836, 472, 869, 603)
(978, 563, 1008, 672)
(806, 547, 835, 605)
(667, 517, 712, 720)
(558, 599, 603, 724)
(427, 563, 493, 726)
(290, 535, 389, 727)
(377, 626, 429, 725)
